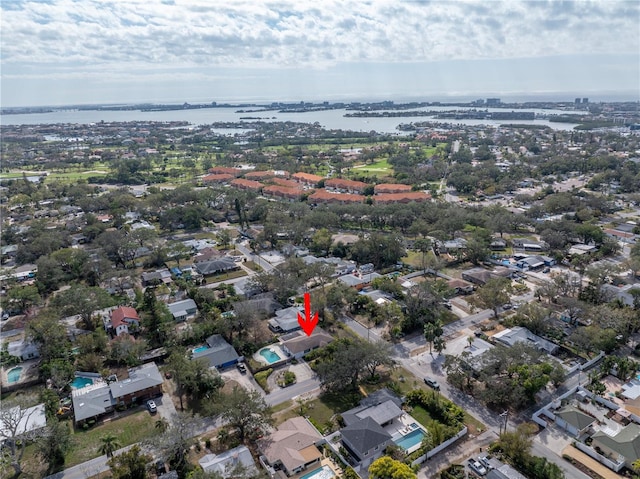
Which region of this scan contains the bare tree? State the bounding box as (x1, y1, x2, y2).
(0, 400, 47, 478)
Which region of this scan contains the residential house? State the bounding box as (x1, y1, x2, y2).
(259, 417, 324, 477)
(110, 306, 140, 337)
(0, 404, 47, 443)
(194, 257, 239, 276)
(270, 177, 301, 189)
(202, 173, 235, 184)
(230, 178, 263, 192)
(280, 329, 333, 359)
(166, 299, 198, 322)
(307, 190, 363, 205)
(244, 170, 276, 181)
(208, 167, 242, 176)
(516, 255, 555, 270)
(262, 185, 304, 201)
(492, 326, 558, 354)
(192, 334, 240, 369)
(461, 266, 512, 286)
(325, 178, 367, 194)
(591, 422, 640, 470)
(374, 192, 431, 204)
(141, 268, 173, 287)
(268, 306, 303, 333)
(374, 183, 412, 194)
(490, 238, 507, 250)
(198, 445, 257, 478)
(554, 405, 596, 437)
(341, 417, 392, 469)
(7, 339, 40, 361)
(291, 172, 323, 186)
(511, 238, 548, 252)
(447, 278, 475, 295)
(72, 362, 163, 426)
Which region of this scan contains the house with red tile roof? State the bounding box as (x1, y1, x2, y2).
(292, 172, 324, 186)
(308, 190, 363, 205)
(374, 192, 432, 204)
(262, 185, 304, 201)
(244, 170, 275, 181)
(325, 178, 368, 194)
(230, 178, 264, 192)
(110, 306, 140, 336)
(202, 173, 235, 184)
(208, 167, 242, 176)
(270, 177, 302, 190)
(374, 183, 412, 194)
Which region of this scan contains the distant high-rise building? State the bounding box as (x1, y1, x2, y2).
(575, 98, 581, 105)
(583, 98, 589, 104)
(486, 98, 501, 106)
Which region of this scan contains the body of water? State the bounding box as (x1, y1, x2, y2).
(258, 347, 282, 364)
(71, 376, 94, 389)
(0, 106, 579, 132)
(7, 366, 23, 384)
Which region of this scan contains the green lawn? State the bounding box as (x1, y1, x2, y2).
(202, 269, 247, 283)
(65, 410, 158, 467)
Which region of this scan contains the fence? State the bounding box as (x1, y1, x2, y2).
(410, 426, 468, 467)
(573, 442, 625, 472)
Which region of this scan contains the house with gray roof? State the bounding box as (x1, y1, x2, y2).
(341, 417, 392, 469)
(554, 405, 596, 437)
(592, 422, 640, 470)
(198, 445, 257, 478)
(194, 257, 239, 276)
(492, 326, 558, 355)
(268, 306, 303, 334)
(192, 334, 240, 369)
(71, 362, 163, 426)
(166, 298, 198, 322)
(280, 328, 333, 359)
(342, 399, 403, 428)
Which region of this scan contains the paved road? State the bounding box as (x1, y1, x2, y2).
(235, 243, 276, 272)
(342, 313, 592, 479)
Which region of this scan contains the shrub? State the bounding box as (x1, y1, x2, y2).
(254, 368, 273, 392)
(283, 371, 296, 386)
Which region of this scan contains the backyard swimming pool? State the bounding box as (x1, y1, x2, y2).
(71, 377, 94, 389)
(7, 366, 23, 384)
(394, 427, 426, 451)
(300, 465, 335, 479)
(193, 345, 210, 354)
(258, 347, 282, 364)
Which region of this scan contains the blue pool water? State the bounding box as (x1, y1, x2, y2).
(71, 377, 93, 389)
(394, 428, 426, 451)
(193, 345, 210, 354)
(259, 348, 281, 364)
(7, 367, 23, 383)
(300, 465, 335, 479)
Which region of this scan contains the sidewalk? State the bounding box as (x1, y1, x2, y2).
(417, 430, 498, 479)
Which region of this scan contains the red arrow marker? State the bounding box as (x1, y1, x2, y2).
(298, 292, 318, 336)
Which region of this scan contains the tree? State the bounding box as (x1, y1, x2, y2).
(3, 284, 41, 313)
(149, 412, 199, 477)
(166, 350, 224, 410)
(215, 386, 272, 443)
(36, 420, 72, 474)
(98, 433, 121, 458)
(362, 340, 396, 380)
(0, 399, 47, 478)
(476, 277, 512, 318)
(50, 284, 116, 330)
(107, 444, 151, 479)
(368, 456, 417, 479)
(424, 319, 444, 355)
(310, 228, 333, 257)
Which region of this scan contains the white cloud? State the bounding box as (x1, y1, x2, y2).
(2, 0, 638, 69)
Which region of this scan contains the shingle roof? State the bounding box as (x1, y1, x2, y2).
(260, 417, 322, 473)
(111, 306, 140, 329)
(341, 417, 391, 457)
(198, 445, 257, 477)
(555, 405, 596, 431)
(193, 334, 239, 368)
(166, 299, 197, 316)
(593, 423, 640, 462)
(109, 362, 163, 398)
(281, 329, 333, 355)
(195, 257, 237, 275)
(342, 399, 403, 427)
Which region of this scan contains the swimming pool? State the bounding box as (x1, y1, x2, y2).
(7, 367, 23, 384)
(71, 377, 94, 389)
(394, 428, 426, 451)
(259, 347, 281, 364)
(300, 465, 335, 479)
(193, 345, 210, 354)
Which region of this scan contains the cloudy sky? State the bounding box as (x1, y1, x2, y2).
(1, 0, 639, 107)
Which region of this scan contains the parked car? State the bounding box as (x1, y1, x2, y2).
(146, 400, 157, 414)
(478, 456, 493, 470)
(424, 378, 440, 390)
(468, 459, 487, 476)
(236, 362, 247, 374)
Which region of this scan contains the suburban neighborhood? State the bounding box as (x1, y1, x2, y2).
(2, 98, 640, 479)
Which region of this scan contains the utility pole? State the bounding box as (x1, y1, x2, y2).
(499, 410, 509, 435)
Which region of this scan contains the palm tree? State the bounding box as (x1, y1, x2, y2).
(98, 433, 121, 458)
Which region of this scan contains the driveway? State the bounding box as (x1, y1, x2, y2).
(220, 367, 264, 395)
(155, 391, 178, 422)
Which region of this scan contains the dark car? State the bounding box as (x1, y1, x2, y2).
(236, 362, 247, 374)
(424, 378, 440, 390)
